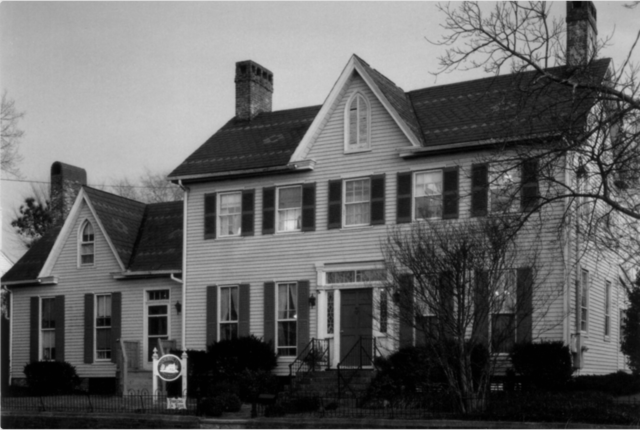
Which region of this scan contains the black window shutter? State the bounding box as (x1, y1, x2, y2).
(442, 167, 459, 219)
(521, 160, 539, 211)
(239, 284, 250, 337)
(206, 286, 218, 346)
(297, 281, 310, 354)
(472, 271, 489, 346)
(262, 188, 276, 235)
(370, 174, 385, 225)
(301, 183, 316, 232)
(396, 172, 413, 223)
(204, 193, 217, 240)
(30, 297, 39, 363)
(84, 294, 94, 364)
(54, 295, 65, 362)
(263, 282, 276, 350)
(516, 268, 533, 343)
(241, 189, 255, 237)
(111, 292, 122, 364)
(327, 180, 342, 229)
(471, 164, 488, 217)
(399, 275, 414, 348)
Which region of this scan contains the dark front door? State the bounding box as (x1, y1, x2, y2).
(340, 289, 373, 366)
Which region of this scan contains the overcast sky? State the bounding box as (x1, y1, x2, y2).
(1, 1, 638, 262)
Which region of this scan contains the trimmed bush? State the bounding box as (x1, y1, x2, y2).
(198, 397, 224, 417)
(218, 392, 242, 412)
(264, 404, 286, 417)
(568, 371, 640, 396)
(237, 369, 279, 403)
(23, 361, 80, 395)
(207, 335, 277, 377)
(510, 341, 573, 391)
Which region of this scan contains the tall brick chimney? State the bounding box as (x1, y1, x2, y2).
(566, 1, 598, 66)
(50, 161, 87, 226)
(235, 60, 273, 121)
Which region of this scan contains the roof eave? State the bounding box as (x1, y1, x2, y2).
(112, 270, 182, 280)
(168, 161, 315, 184)
(2, 276, 59, 288)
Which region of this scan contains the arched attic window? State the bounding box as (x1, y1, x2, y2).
(80, 221, 95, 266)
(345, 92, 371, 152)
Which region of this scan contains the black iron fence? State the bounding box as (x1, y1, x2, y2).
(1, 391, 198, 415)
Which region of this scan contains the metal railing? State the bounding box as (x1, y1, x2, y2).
(289, 338, 330, 379)
(336, 336, 382, 399)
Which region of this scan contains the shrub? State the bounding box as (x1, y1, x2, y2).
(218, 392, 242, 412)
(568, 371, 640, 396)
(169, 348, 209, 397)
(207, 335, 277, 377)
(368, 346, 434, 398)
(198, 397, 224, 417)
(284, 395, 321, 413)
(264, 404, 286, 417)
(237, 369, 279, 403)
(23, 361, 81, 395)
(510, 341, 573, 391)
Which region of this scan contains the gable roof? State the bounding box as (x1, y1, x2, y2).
(170, 55, 611, 181)
(1, 188, 183, 285)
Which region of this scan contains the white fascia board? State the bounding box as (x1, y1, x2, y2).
(39, 188, 87, 277)
(290, 55, 421, 163)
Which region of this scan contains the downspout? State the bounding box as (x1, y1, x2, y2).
(178, 180, 189, 351)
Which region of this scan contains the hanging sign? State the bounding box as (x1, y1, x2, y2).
(156, 354, 183, 382)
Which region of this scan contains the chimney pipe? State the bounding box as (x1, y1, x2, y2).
(235, 60, 273, 121)
(566, 1, 598, 67)
(50, 162, 87, 226)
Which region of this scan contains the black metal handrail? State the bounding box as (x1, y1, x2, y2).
(336, 336, 382, 399)
(289, 338, 330, 379)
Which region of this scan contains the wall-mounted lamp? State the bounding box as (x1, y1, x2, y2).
(175, 301, 182, 314)
(308, 294, 316, 309)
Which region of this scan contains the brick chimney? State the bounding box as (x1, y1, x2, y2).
(235, 60, 273, 120)
(50, 161, 87, 226)
(566, 1, 598, 66)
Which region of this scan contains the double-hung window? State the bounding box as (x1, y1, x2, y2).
(580, 269, 589, 332)
(96, 295, 112, 360)
(277, 186, 302, 232)
(277, 283, 297, 356)
(41, 298, 56, 360)
(80, 221, 95, 266)
(414, 171, 442, 219)
(490, 169, 519, 213)
(491, 270, 516, 353)
(604, 280, 611, 338)
(345, 93, 370, 152)
(220, 286, 239, 341)
(147, 289, 169, 361)
(344, 179, 371, 226)
(219, 192, 242, 237)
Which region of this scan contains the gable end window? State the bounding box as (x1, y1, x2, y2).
(345, 93, 371, 152)
(80, 221, 95, 266)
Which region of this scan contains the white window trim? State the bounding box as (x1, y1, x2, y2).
(143, 288, 171, 366)
(343, 92, 371, 153)
(343, 177, 371, 228)
(218, 285, 239, 341)
(39, 296, 56, 361)
(276, 281, 298, 357)
(95, 294, 112, 362)
(413, 170, 443, 221)
(78, 219, 95, 268)
(276, 185, 302, 233)
(218, 191, 242, 238)
(490, 270, 517, 354)
(580, 269, 590, 334)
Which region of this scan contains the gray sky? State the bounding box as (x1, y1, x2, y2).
(1, 1, 638, 261)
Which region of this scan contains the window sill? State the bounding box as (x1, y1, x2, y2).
(276, 230, 302, 235)
(340, 225, 375, 232)
(216, 235, 244, 241)
(344, 148, 372, 155)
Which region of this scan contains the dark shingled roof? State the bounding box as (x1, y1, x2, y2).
(2, 188, 183, 285)
(170, 57, 611, 179)
(127, 201, 183, 272)
(1, 227, 61, 283)
(169, 105, 321, 179)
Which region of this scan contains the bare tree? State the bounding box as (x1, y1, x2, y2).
(1, 90, 25, 177)
(381, 215, 558, 412)
(431, 1, 640, 266)
(105, 169, 182, 203)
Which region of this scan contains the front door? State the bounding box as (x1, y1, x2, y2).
(144, 289, 170, 369)
(340, 288, 372, 366)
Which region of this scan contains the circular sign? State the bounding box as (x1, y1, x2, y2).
(156, 354, 183, 382)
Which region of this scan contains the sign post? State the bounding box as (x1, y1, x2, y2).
(154, 349, 187, 409)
